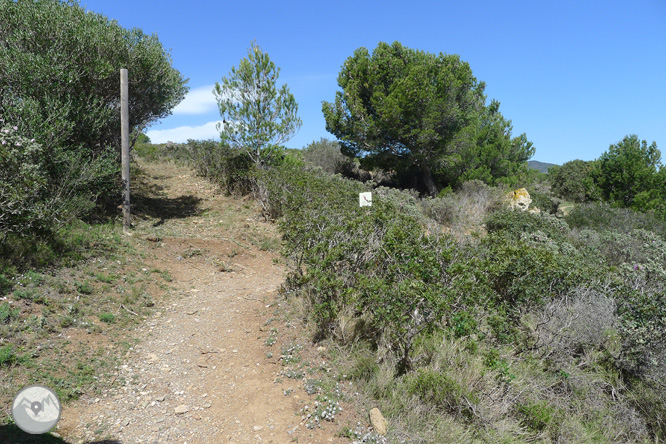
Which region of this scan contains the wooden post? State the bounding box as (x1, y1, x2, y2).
(120, 69, 131, 233)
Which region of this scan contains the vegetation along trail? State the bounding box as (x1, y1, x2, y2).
(54, 160, 351, 443)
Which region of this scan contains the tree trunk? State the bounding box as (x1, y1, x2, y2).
(421, 165, 438, 196)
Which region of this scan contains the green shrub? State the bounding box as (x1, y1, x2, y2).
(485, 209, 570, 243)
(548, 159, 599, 202)
(566, 202, 666, 237)
(0, 302, 20, 324)
(628, 380, 666, 439)
(261, 164, 457, 372)
(0, 0, 187, 159)
(596, 135, 662, 209)
(349, 351, 380, 381)
(0, 123, 50, 237)
(302, 138, 355, 175)
(515, 400, 561, 433)
(529, 189, 560, 215)
(616, 283, 666, 380)
(407, 369, 479, 421)
(99, 312, 116, 324)
(0, 344, 15, 367)
(480, 232, 584, 313)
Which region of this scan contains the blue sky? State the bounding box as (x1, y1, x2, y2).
(82, 0, 666, 165)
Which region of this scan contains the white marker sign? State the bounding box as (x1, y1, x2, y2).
(359, 192, 372, 207)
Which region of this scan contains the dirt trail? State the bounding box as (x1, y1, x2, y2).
(57, 161, 345, 443)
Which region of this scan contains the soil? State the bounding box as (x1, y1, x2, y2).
(55, 160, 354, 444)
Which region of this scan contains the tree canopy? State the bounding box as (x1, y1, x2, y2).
(0, 0, 188, 230)
(549, 159, 600, 203)
(322, 41, 533, 194)
(597, 135, 662, 210)
(213, 42, 301, 166)
(0, 0, 188, 156)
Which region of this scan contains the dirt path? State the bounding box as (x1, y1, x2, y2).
(56, 161, 347, 443)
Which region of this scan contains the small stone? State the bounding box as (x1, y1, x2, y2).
(369, 407, 387, 435)
(253, 425, 263, 431)
(174, 405, 189, 414)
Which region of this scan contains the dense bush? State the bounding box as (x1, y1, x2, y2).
(0, 122, 117, 242)
(0, 123, 49, 238)
(596, 135, 662, 210)
(0, 0, 186, 236)
(185, 138, 666, 439)
(548, 159, 599, 202)
(257, 165, 457, 372)
(566, 202, 666, 238)
(0, 0, 187, 156)
(484, 209, 570, 243)
(301, 138, 355, 176)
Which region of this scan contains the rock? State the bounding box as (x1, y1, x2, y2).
(505, 188, 532, 211)
(369, 407, 387, 435)
(174, 404, 189, 414)
(253, 425, 263, 431)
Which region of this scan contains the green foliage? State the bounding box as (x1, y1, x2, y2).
(596, 135, 663, 210)
(214, 41, 301, 166)
(0, 302, 20, 324)
(628, 380, 666, 439)
(566, 202, 666, 238)
(407, 369, 479, 421)
(0, 0, 187, 242)
(454, 100, 535, 188)
(0, 0, 187, 154)
(549, 159, 599, 202)
(301, 138, 355, 176)
(481, 232, 581, 314)
(484, 209, 570, 243)
(0, 123, 50, 237)
(258, 164, 455, 371)
(322, 41, 533, 194)
(99, 312, 116, 324)
(528, 189, 559, 214)
(515, 400, 561, 433)
(0, 344, 15, 367)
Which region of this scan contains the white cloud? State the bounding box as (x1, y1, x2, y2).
(146, 121, 222, 144)
(173, 85, 218, 115)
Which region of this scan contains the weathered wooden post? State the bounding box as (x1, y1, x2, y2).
(120, 68, 131, 233)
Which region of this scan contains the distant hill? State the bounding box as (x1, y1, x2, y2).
(528, 160, 558, 173)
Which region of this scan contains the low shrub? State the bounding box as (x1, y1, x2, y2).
(301, 138, 355, 176)
(532, 287, 619, 362)
(0, 123, 50, 238)
(485, 209, 570, 243)
(407, 369, 479, 422)
(481, 232, 582, 307)
(566, 202, 666, 237)
(515, 400, 561, 434)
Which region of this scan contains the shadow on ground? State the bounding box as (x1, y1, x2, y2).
(132, 194, 203, 221)
(131, 169, 204, 223)
(0, 424, 121, 443)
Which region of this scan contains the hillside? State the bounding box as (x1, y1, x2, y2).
(528, 160, 558, 173)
